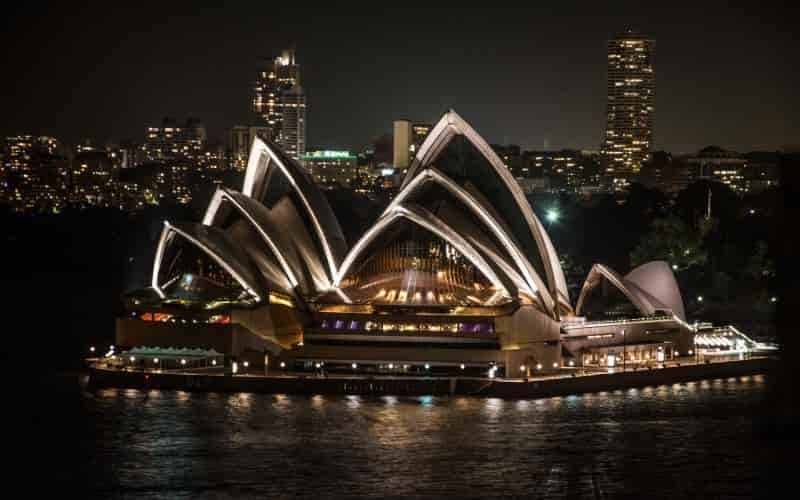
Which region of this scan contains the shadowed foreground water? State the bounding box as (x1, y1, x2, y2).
(49, 375, 781, 498)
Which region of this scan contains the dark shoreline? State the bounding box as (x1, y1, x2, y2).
(87, 357, 777, 399)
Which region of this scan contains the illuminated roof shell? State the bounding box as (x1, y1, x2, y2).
(402, 110, 570, 314)
(575, 262, 686, 320)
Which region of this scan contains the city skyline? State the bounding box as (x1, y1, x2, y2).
(2, 3, 797, 152)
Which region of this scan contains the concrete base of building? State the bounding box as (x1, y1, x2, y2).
(87, 357, 776, 398)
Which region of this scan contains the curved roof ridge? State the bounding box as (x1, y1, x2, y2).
(241, 136, 346, 282)
(203, 187, 300, 290)
(384, 167, 556, 314)
(400, 109, 570, 311)
(576, 263, 677, 319)
(151, 221, 264, 302)
(334, 202, 512, 304)
(624, 261, 686, 320)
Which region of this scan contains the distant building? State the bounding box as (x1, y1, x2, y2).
(117, 162, 173, 209)
(143, 117, 206, 163)
(742, 151, 781, 193)
(639, 151, 692, 196)
(410, 122, 432, 156)
(228, 125, 270, 171)
(601, 30, 655, 189)
(393, 120, 412, 169)
(688, 146, 746, 194)
(492, 145, 522, 176)
(70, 149, 114, 206)
(252, 49, 305, 160)
(280, 84, 307, 161)
(2, 135, 68, 213)
(302, 150, 358, 188)
(522, 150, 603, 192)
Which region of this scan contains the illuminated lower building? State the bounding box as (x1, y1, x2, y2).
(302, 150, 358, 188)
(118, 110, 712, 376)
(688, 146, 747, 194)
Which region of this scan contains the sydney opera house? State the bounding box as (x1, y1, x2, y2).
(118, 110, 704, 376)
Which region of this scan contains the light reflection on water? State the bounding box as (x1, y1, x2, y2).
(57, 376, 777, 498)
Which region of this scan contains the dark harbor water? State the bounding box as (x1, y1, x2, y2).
(42, 375, 783, 499)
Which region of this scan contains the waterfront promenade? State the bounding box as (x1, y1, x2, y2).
(88, 357, 777, 398)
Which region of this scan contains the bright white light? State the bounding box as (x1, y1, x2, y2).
(315, 362, 321, 369)
(688, 350, 693, 355)
(232, 361, 238, 374)
(424, 363, 430, 370)
(89, 346, 95, 353)
(697, 296, 704, 302)
(243, 361, 249, 368)
(388, 363, 394, 369)
(569, 360, 575, 367)
(672, 264, 678, 270)
(607, 355, 616, 368)
(212, 359, 217, 366)
(520, 365, 526, 372)
(546, 209, 559, 223)
(181, 359, 186, 365)
(460, 364, 465, 370)
(770, 296, 777, 303)
(536, 363, 542, 370)
(153, 358, 159, 364)
(129, 356, 135, 362)
(352, 363, 358, 369)
(553, 362, 558, 368)
(280, 362, 285, 368)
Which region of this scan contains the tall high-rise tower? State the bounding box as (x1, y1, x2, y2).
(253, 48, 306, 160)
(280, 84, 307, 161)
(601, 30, 655, 189)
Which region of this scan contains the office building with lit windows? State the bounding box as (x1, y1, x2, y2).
(2, 135, 68, 213)
(411, 122, 432, 155)
(302, 150, 358, 188)
(253, 49, 306, 160)
(143, 118, 206, 163)
(688, 146, 747, 194)
(118, 110, 742, 377)
(601, 30, 655, 190)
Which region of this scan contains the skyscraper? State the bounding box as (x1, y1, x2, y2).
(601, 30, 655, 189)
(253, 48, 306, 160)
(280, 84, 306, 161)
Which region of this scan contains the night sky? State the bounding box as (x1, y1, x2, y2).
(3, 2, 797, 153)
